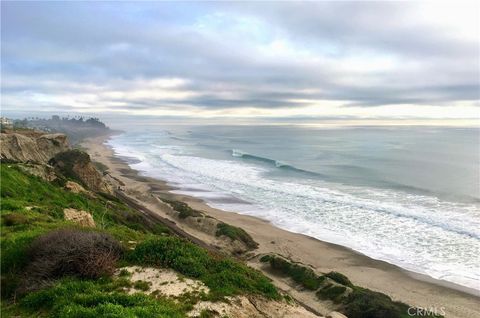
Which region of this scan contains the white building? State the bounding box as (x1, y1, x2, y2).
(0, 117, 13, 128)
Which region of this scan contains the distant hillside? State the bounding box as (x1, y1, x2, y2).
(11, 116, 115, 144)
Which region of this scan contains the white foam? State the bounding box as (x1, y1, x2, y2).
(108, 134, 480, 291)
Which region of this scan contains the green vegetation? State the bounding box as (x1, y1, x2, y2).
(133, 280, 150, 291)
(316, 284, 347, 303)
(216, 222, 258, 249)
(325, 271, 353, 287)
(0, 160, 441, 318)
(128, 237, 279, 300)
(260, 254, 322, 290)
(163, 199, 258, 250)
(48, 149, 91, 182)
(1, 163, 279, 317)
(260, 255, 441, 318)
(15, 278, 186, 318)
(162, 199, 202, 219)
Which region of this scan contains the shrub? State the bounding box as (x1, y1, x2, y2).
(162, 199, 202, 219)
(216, 223, 258, 249)
(133, 280, 150, 291)
(316, 284, 347, 302)
(267, 255, 322, 290)
(344, 288, 404, 318)
(2, 213, 29, 226)
(259, 254, 272, 262)
(48, 150, 91, 181)
(19, 229, 123, 293)
(325, 271, 353, 287)
(127, 237, 210, 278)
(128, 237, 279, 300)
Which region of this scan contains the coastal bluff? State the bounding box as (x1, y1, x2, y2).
(0, 130, 111, 194)
(0, 132, 68, 163)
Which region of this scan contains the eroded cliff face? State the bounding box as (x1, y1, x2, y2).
(1, 131, 111, 194)
(0, 132, 69, 163)
(49, 150, 113, 194)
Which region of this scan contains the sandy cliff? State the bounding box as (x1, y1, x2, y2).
(0, 132, 68, 163)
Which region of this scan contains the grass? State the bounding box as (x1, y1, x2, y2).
(0, 163, 163, 301)
(1, 162, 281, 316)
(16, 278, 186, 318)
(127, 237, 279, 300)
(216, 222, 258, 249)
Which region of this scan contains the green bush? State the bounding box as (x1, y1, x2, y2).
(127, 237, 210, 278)
(133, 280, 150, 291)
(325, 271, 353, 287)
(48, 149, 91, 182)
(316, 284, 347, 302)
(267, 255, 322, 290)
(128, 237, 279, 300)
(259, 254, 272, 263)
(216, 223, 258, 249)
(162, 199, 202, 219)
(344, 287, 404, 318)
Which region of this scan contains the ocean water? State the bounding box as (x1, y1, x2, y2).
(107, 124, 480, 291)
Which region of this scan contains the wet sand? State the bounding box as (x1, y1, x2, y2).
(81, 134, 480, 318)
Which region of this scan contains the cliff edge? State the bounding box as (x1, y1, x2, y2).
(0, 132, 68, 163)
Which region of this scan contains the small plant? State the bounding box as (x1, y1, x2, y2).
(259, 254, 272, 262)
(162, 199, 202, 219)
(216, 222, 258, 249)
(325, 271, 353, 287)
(133, 280, 150, 291)
(316, 284, 347, 302)
(118, 269, 131, 277)
(266, 255, 322, 290)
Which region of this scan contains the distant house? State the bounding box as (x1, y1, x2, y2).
(0, 117, 13, 128)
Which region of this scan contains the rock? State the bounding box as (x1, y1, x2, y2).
(17, 163, 58, 182)
(50, 150, 113, 194)
(327, 312, 348, 318)
(63, 208, 95, 227)
(65, 181, 87, 194)
(0, 132, 68, 163)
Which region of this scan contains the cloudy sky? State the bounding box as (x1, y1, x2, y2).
(1, 1, 479, 121)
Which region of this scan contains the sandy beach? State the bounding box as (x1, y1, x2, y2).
(81, 134, 480, 318)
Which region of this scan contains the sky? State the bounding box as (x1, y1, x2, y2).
(1, 1, 479, 122)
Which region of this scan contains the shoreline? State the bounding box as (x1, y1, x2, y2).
(81, 133, 480, 318)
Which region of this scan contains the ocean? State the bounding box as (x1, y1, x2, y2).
(107, 124, 480, 291)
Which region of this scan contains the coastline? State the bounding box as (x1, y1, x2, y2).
(81, 133, 480, 318)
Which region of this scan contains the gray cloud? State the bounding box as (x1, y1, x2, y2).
(1, 1, 479, 116)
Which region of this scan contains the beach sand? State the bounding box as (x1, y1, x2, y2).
(81, 134, 480, 318)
